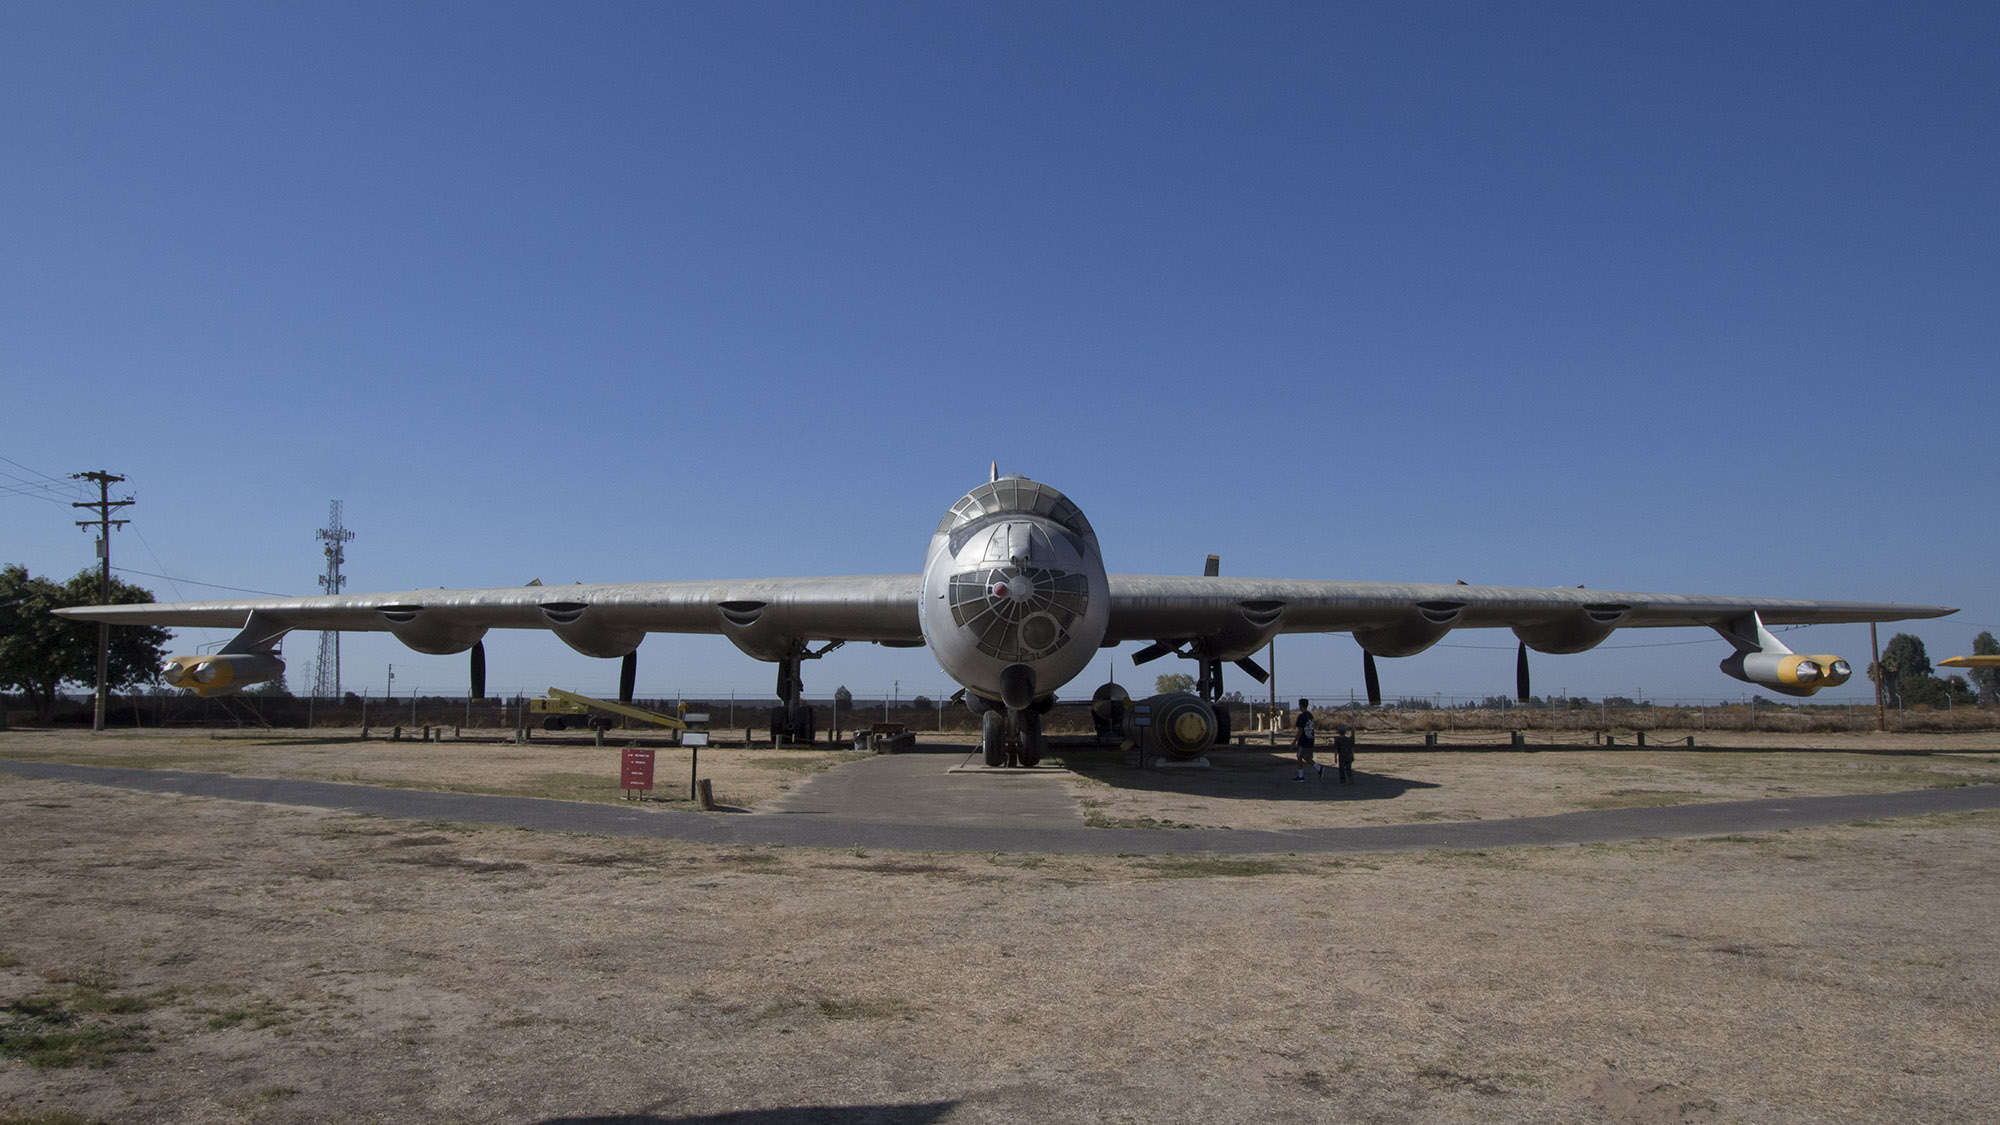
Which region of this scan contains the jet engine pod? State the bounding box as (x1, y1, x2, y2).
(1719, 651, 1846, 697)
(162, 653, 285, 697)
(1803, 656, 1851, 687)
(1138, 692, 1218, 760)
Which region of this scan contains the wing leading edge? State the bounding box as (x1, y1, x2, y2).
(56, 575, 926, 656)
(1105, 575, 1955, 656)
(62, 572, 1951, 659)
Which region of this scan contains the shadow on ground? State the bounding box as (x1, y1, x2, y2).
(1050, 743, 1442, 803)
(540, 1102, 959, 1124)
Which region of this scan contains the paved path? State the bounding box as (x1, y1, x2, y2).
(764, 749, 1085, 829)
(3, 757, 1997, 855)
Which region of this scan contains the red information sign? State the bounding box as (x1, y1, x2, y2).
(621, 747, 656, 792)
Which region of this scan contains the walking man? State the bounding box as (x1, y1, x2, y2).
(1293, 699, 1322, 781)
(1334, 724, 1357, 784)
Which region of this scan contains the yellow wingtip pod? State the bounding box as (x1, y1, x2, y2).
(160, 653, 285, 697)
(1804, 656, 1852, 688)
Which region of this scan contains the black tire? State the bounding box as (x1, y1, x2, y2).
(542, 716, 564, 731)
(982, 710, 1006, 767)
(1018, 710, 1043, 768)
(1212, 703, 1231, 747)
(799, 706, 816, 745)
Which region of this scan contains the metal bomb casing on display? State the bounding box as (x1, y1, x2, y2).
(1137, 691, 1221, 760)
(918, 476, 1110, 709)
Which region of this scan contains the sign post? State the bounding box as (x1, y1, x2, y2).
(683, 730, 709, 804)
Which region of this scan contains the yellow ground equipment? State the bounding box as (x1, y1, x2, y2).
(528, 688, 689, 733)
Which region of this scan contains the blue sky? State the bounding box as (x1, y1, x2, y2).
(4, 2, 1995, 705)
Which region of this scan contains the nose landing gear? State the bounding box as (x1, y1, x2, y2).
(972, 695, 1047, 768)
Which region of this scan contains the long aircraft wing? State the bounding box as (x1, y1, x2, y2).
(59, 574, 1949, 651)
(58, 576, 926, 642)
(1106, 576, 1948, 644)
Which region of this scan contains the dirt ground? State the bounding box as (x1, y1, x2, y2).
(3, 726, 1997, 831)
(3, 728, 1998, 1123)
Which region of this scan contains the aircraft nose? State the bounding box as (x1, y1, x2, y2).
(992, 573, 1035, 604)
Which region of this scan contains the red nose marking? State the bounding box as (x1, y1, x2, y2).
(992, 583, 1009, 598)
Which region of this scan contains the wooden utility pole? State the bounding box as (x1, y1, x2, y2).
(1266, 637, 1277, 745)
(1871, 622, 1886, 732)
(72, 471, 132, 732)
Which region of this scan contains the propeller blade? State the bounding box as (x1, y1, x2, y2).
(1131, 640, 1176, 666)
(1364, 650, 1381, 706)
(1234, 656, 1269, 683)
(469, 641, 486, 701)
(619, 651, 637, 704)
(1516, 641, 1531, 704)
(1204, 554, 1219, 577)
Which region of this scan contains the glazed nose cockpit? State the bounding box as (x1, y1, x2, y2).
(943, 524, 1094, 666)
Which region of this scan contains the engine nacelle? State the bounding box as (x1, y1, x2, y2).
(377, 605, 488, 656)
(1353, 600, 1463, 658)
(538, 602, 645, 659)
(1513, 603, 1630, 655)
(1719, 652, 1852, 697)
(161, 653, 285, 697)
(1136, 692, 1219, 760)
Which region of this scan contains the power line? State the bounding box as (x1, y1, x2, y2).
(110, 566, 291, 598)
(0, 454, 81, 487)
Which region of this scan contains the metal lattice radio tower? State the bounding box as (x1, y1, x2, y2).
(313, 501, 354, 699)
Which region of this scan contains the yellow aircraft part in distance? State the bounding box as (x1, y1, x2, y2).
(1939, 655, 2000, 669)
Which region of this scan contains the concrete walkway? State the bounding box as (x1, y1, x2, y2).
(764, 749, 1084, 829)
(3, 757, 1997, 855)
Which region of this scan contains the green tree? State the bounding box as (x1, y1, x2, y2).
(834, 685, 853, 710)
(0, 565, 171, 722)
(1970, 632, 2000, 704)
(1870, 633, 1934, 704)
(1154, 672, 1194, 694)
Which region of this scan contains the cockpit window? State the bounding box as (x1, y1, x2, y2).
(935, 477, 1094, 537)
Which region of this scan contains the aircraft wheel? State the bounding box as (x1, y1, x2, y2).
(1211, 703, 1231, 747)
(769, 707, 787, 745)
(982, 710, 1006, 767)
(800, 706, 816, 746)
(1018, 709, 1043, 768)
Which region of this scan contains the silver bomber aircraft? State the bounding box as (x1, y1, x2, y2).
(58, 474, 1955, 766)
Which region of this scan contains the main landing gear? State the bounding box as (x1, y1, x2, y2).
(767, 639, 841, 747)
